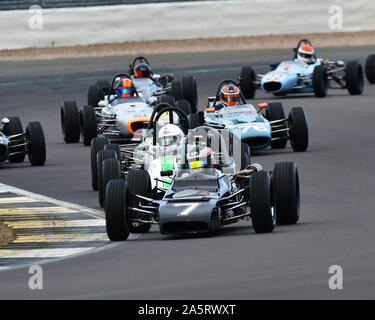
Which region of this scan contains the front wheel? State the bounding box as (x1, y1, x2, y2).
(312, 65, 328, 97)
(101, 159, 122, 209)
(127, 170, 152, 233)
(26, 121, 46, 166)
(365, 54, 375, 84)
(175, 100, 191, 116)
(4, 116, 25, 163)
(273, 162, 300, 225)
(61, 101, 80, 143)
(250, 172, 275, 233)
(288, 107, 308, 152)
(239, 66, 256, 99)
(266, 102, 287, 149)
(105, 179, 130, 241)
(81, 105, 97, 146)
(97, 149, 118, 207)
(346, 60, 364, 95)
(90, 137, 110, 191)
(182, 76, 198, 113)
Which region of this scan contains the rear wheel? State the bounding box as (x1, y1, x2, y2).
(365, 54, 375, 84)
(313, 65, 328, 97)
(250, 172, 275, 233)
(266, 102, 287, 149)
(4, 116, 25, 163)
(101, 158, 122, 209)
(104, 143, 121, 162)
(273, 162, 300, 225)
(90, 137, 110, 191)
(105, 179, 130, 241)
(26, 121, 46, 166)
(187, 113, 203, 129)
(159, 94, 175, 107)
(88, 80, 109, 107)
(170, 80, 184, 101)
(346, 60, 364, 95)
(239, 66, 256, 99)
(288, 107, 308, 152)
(175, 99, 191, 115)
(61, 101, 80, 143)
(81, 105, 97, 146)
(97, 149, 118, 207)
(127, 170, 152, 233)
(182, 76, 198, 113)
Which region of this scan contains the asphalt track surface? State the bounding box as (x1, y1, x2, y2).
(0, 46, 374, 299)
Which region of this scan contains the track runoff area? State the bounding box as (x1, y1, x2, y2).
(0, 46, 374, 307)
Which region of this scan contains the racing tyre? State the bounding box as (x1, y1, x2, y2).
(26, 121, 46, 166)
(312, 65, 328, 97)
(365, 54, 375, 84)
(4, 116, 25, 163)
(105, 179, 130, 241)
(182, 76, 198, 113)
(266, 102, 287, 149)
(104, 143, 121, 162)
(127, 170, 152, 233)
(249, 171, 275, 233)
(170, 80, 184, 101)
(88, 80, 109, 107)
(241, 143, 251, 170)
(81, 105, 97, 146)
(101, 158, 121, 209)
(61, 101, 80, 143)
(187, 113, 203, 129)
(345, 60, 364, 95)
(159, 95, 176, 107)
(239, 66, 256, 99)
(175, 100, 191, 115)
(90, 137, 110, 190)
(273, 162, 300, 225)
(288, 107, 308, 152)
(97, 149, 117, 207)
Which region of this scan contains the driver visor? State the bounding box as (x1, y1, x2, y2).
(221, 95, 240, 103)
(135, 70, 151, 78)
(188, 160, 207, 169)
(118, 88, 133, 95)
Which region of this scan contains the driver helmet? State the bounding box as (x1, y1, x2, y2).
(134, 63, 152, 79)
(297, 44, 315, 64)
(220, 84, 240, 107)
(157, 124, 184, 147)
(115, 78, 134, 98)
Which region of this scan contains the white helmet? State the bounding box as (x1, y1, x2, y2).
(297, 44, 315, 64)
(157, 124, 184, 147)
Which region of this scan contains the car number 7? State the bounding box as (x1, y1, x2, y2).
(174, 203, 201, 216)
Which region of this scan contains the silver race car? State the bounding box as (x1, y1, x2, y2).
(60, 71, 195, 146)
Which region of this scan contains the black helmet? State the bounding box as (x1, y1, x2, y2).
(134, 63, 152, 79)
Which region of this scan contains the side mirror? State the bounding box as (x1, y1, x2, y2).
(257, 103, 268, 110)
(206, 108, 216, 113)
(1, 118, 9, 125)
(160, 170, 173, 177)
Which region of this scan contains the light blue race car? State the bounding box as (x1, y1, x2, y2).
(239, 39, 364, 98)
(187, 79, 308, 152)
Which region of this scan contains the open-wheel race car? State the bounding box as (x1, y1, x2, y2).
(0, 116, 46, 166)
(91, 103, 192, 208)
(104, 126, 301, 240)
(187, 79, 308, 152)
(87, 56, 198, 112)
(239, 39, 364, 98)
(60, 71, 194, 146)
